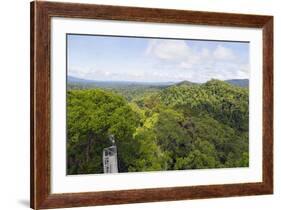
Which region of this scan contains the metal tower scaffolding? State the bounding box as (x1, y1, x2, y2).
(103, 135, 118, 173)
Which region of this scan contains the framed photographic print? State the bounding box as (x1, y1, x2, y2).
(30, 1, 273, 209)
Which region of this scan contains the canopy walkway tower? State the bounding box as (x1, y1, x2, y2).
(103, 135, 118, 173)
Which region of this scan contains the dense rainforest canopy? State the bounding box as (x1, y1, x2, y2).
(67, 79, 249, 174)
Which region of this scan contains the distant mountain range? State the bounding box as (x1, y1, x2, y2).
(225, 79, 249, 87)
(68, 76, 175, 88)
(68, 76, 93, 83)
(68, 76, 249, 88)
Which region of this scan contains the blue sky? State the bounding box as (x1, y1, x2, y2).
(67, 34, 249, 83)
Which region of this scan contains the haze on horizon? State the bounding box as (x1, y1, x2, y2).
(67, 34, 250, 83)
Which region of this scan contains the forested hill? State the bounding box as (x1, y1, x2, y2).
(159, 79, 249, 131)
(67, 79, 249, 175)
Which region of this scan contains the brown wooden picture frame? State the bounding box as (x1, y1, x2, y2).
(30, 1, 273, 209)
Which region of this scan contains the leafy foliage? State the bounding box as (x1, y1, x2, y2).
(67, 89, 139, 174)
(67, 80, 249, 174)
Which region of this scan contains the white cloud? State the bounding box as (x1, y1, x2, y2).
(201, 48, 211, 58)
(144, 40, 249, 82)
(146, 41, 238, 66)
(146, 40, 191, 61)
(240, 63, 250, 73)
(69, 40, 249, 83)
(213, 45, 236, 61)
(145, 40, 203, 70)
(69, 66, 93, 78)
(179, 62, 193, 69)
